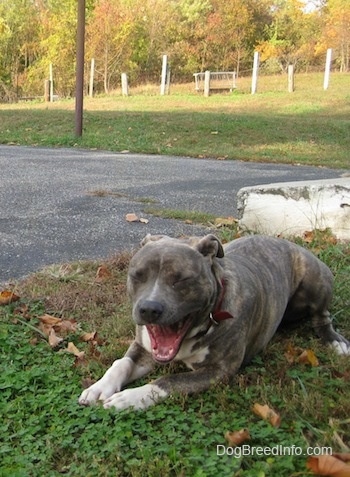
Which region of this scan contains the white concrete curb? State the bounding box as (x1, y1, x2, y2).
(237, 178, 350, 240)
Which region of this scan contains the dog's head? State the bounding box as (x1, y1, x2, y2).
(127, 234, 224, 362)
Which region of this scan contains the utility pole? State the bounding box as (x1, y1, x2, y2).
(75, 0, 85, 137)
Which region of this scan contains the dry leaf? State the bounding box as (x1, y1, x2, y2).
(252, 403, 281, 428)
(55, 319, 78, 334)
(0, 290, 20, 306)
(225, 429, 251, 446)
(297, 349, 319, 366)
(125, 213, 139, 222)
(81, 331, 97, 342)
(214, 217, 238, 228)
(48, 328, 64, 348)
(95, 265, 111, 282)
(139, 217, 149, 224)
(66, 342, 85, 359)
(14, 303, 30, 319)
(307, 454, 350, 476)
(39, 314, 62, 326)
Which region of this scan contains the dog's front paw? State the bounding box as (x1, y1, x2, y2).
(103, 384, 167, 411)
(78, 379, 117, 406)
(331, 339, 350, 356)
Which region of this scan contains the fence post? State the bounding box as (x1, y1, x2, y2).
(44, 80, 51, 102)
(251, 52, 259, 94)
(121, 73, 129, 96)
(49, 63, 54, 102)
(323, 48, 332, 90)
(160, 55, 168, 95)
(288, 64, 294, 92)
(204, 70, 210, 97)
(89, 58, 95, 98)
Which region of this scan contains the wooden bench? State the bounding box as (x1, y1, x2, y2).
(194, 71, 236, 93)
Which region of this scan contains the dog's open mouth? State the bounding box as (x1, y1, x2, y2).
(146, 316, 194, 363)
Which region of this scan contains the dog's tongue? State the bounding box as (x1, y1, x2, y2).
(146, 323, 188, 362)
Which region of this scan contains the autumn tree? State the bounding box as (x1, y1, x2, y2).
(318, 0, 350, 71)
(256, 0, 322, 72)
(0, 0, 40, 100)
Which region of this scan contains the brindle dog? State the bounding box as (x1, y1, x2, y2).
(79, 234, 349, 410)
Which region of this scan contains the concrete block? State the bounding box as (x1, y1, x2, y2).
(237, 178, 350, 240)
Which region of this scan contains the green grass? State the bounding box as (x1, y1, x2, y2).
(0, 72, 349, 168)
(0, 231, 349, 477)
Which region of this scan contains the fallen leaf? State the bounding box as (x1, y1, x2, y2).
(81, 331, 97, 342)
(39, 314, 62, 326)
(66, 342, 85, 359)
(55, 319, 78, 334)
(14, 303, 30, 319)
(214, 217, 238, 228)
(297, 349, 319, 367)
(225, 429, 251, 446)
(139, 217, 149, 224)
(306, 454, 350, 476)
(125, 213, 139, 222)
(95, 265, 112, 282)
(48, 328, 64, 348)
(252, 403, 281, 428)
(0, 290, 20, 306)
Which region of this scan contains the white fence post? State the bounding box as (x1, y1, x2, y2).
(323, 48, 332, 90)
(204, 70, 210, 97)
(89, 58, 95, 98)
(121, 73, 129, 96)
(160, 55, 168, 95)
(251, 52, 259, 94)
(49, 63, 54, 102)
(288, 64, 294, 92)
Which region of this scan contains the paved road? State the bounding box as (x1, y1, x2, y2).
(0, 145, 346, 283)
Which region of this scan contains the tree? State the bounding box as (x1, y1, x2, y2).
(318, 0, 350, 71)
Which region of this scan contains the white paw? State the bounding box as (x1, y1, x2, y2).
(103, 384, 167, 410)
(79, 379, 117, 405)
(78, 357, 134, 406)
(330, 340, 350, 355)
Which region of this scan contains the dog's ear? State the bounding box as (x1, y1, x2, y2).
(140, 234, 168, 247)
(196, 234, 224, 258)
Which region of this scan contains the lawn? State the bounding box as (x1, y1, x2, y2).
(1, 229, 349, 477)
(0, 72, 349, 169)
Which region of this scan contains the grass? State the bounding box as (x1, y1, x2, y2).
(0, 72, 349, 169)
(0, 227, 349, 477)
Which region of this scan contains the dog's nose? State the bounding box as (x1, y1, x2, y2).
(138, 300, 164, 322)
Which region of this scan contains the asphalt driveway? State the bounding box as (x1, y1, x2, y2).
(0, 145, 346, 283)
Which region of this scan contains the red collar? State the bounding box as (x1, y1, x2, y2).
(210, 279, 234, 324)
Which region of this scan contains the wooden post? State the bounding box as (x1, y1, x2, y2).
(121, 73, 129, 96)
(251, 52, 259, 94)
(44, 80, 51, 102)
(288, 64, 294, 92)
(49, 63, 54, 102)
(324, 48, 332, 90)
(75, 0, 85, 137)
(160, 55, 168, 95)
(89, 58, 95, 98)
(166, 66, 171, 95)
(204, 70, 210, 97)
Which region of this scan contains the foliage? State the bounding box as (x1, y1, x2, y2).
(0, 0, 350, 99)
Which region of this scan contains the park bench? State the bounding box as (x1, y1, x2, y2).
(193, 71, 236, 92)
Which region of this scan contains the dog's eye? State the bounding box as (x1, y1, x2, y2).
(130, 269, 147, 282)
(172, 276, 193, 288)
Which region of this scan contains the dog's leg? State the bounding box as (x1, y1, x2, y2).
(312, 311, 350, 355)
(103, 364, 237, 411)
(78, 342, 154, 406)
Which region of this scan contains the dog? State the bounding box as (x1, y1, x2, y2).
(79, 234, 349, 410)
